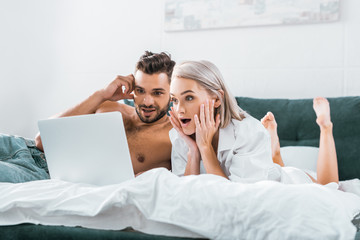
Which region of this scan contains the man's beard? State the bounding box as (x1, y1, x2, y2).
(135, 101, 170, 124)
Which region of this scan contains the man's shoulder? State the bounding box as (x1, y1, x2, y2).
(160, 119, 173, 132)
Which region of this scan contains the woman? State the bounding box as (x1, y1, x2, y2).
(169, 60, 339, 186)
(169, 60, 281, 183)
(261, 97, 339, 185)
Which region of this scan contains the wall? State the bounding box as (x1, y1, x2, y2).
(0, 0, 359, 138)
(162, 0, 360, 98)
(0, 0, 163, 138)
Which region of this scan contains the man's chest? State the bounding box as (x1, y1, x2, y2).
(127, 131, 170, 152)
(125, 126, 171, 168)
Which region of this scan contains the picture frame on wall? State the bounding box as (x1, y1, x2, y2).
(164, 0, 340, 32)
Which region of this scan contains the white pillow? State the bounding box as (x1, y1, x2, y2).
(280, 146, 319, 173)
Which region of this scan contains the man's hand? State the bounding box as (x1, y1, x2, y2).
(34, 74, 136, 151)
(100, 75, 135, 101)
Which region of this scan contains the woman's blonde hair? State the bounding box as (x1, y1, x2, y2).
(172, 60, 245, 128)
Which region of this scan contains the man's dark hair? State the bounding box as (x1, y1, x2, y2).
(135, 51, 176, 82)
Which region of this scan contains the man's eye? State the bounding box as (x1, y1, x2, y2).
(185, 96, 193, 101)
(136, 89, 144, 94)
(171, 98, 178, 104)
(154, 91, 163, 96)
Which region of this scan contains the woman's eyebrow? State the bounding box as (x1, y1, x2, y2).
(180, 90, 194, 95)
(170, 90, 194, 96)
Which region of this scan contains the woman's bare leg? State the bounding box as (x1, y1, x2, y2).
(261, 112, 284, 167)
(313, 97, 339, 184)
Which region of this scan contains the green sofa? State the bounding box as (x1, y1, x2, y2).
(1, 97, 359, 240)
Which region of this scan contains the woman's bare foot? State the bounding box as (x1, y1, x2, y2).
(313, 97, 333, 130)
(313, 97, 338, 185)
(261, 112, 284, 166)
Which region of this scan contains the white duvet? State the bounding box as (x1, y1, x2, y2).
(0, 168, 359, 240)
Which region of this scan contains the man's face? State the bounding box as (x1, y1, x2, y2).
(133, 70, 171, 123)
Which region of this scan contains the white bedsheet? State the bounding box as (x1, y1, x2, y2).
(0, 168, 359, 240)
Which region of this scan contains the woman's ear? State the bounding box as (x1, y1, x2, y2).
(214, 90, 224, 108)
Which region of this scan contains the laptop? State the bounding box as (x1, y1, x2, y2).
(38, 112, 135, 186)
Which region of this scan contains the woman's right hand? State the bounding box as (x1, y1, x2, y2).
(169, 107, 199, 154)
(170, 107, 201, 175)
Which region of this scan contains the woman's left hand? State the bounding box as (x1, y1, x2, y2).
(194, 99, 220, 149)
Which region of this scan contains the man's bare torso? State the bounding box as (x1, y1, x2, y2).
(97, 102, 172, 174)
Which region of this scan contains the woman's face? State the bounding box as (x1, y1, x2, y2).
(170, 76, 216, 135)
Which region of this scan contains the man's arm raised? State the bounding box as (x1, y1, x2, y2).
(35, 75, 135, 151)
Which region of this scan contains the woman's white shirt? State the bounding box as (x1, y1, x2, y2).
(169, 115, 281, 183)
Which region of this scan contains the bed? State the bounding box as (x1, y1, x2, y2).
(1, 96, 359, 240)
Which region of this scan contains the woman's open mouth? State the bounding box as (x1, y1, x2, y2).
(180, 118, 191, 127)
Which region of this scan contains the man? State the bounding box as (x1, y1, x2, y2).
(0, 51, 175, 182)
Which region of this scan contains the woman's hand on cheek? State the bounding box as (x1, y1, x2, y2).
(194, 99, 220, 149)
(169, 107, 198, 153)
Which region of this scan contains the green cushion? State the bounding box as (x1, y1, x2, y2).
(0, 224, 201, 240)
(236, 96, 360, 181)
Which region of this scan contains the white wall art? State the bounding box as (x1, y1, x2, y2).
(164, 0, 340, 31)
